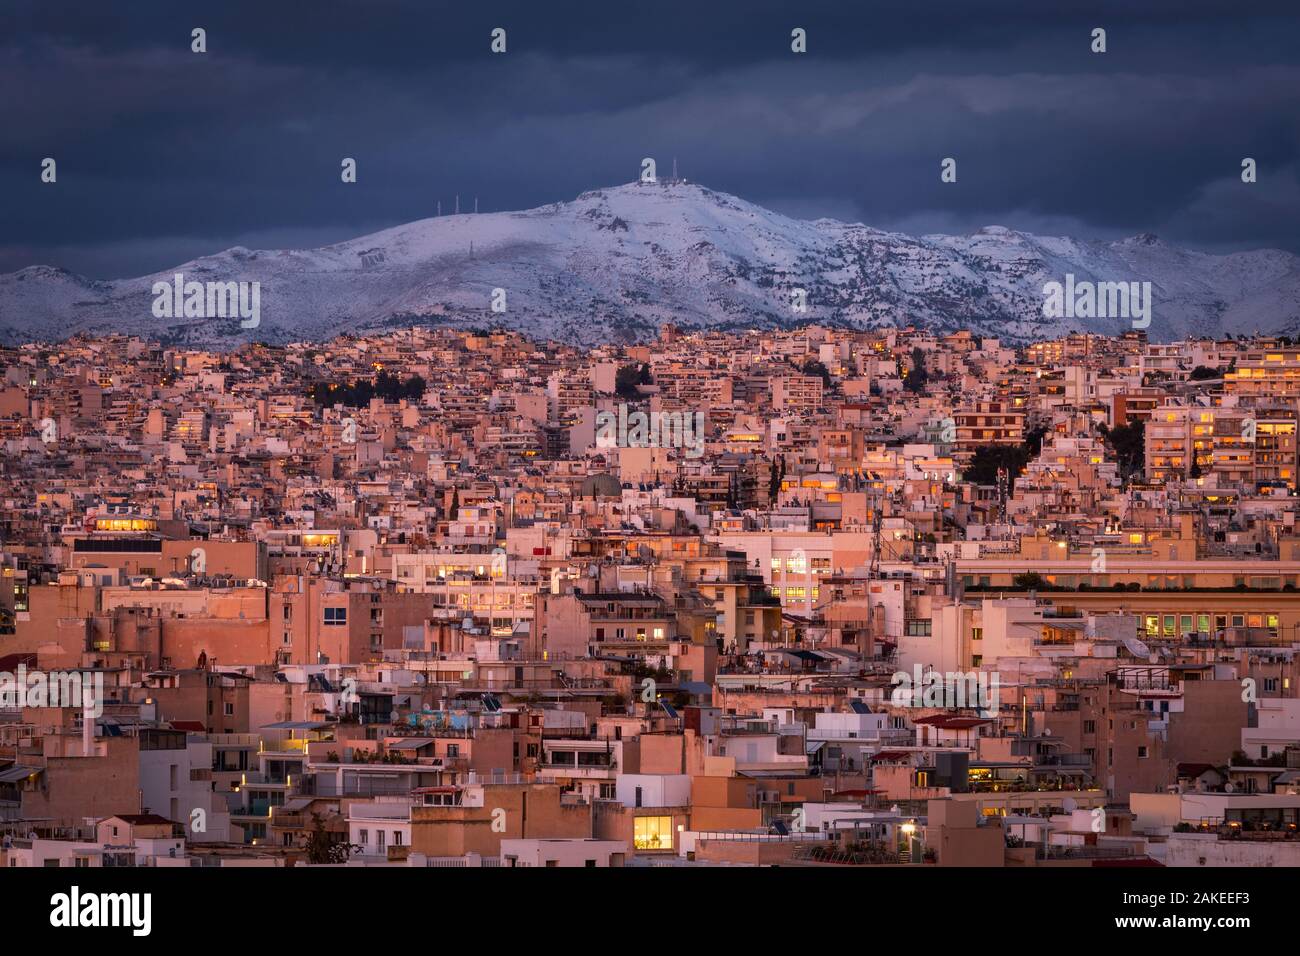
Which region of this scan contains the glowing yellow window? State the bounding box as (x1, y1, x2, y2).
(633, 816, 674, 851)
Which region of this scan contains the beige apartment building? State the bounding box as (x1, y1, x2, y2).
(1145, 403, 1296, 489)
(1224, 348, 1300, 400)
(955, 400, 1024, 457)
(771, 374, 823, 412)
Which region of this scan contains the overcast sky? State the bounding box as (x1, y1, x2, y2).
(3, 0, 1299, 277)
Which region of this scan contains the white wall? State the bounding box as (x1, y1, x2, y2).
(615, 773, 691, 808)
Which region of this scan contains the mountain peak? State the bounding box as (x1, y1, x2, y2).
(1120, 232, 1162, 246)
(1, 186, 1295, 347)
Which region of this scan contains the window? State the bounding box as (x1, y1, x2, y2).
(633, 815, 673, 851)
(324, 607, 347, 626)
(904, 619, 931, 637)
(1138, 746, 1148, 759)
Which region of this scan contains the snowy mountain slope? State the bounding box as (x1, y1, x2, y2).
(2, 180, 1298, 346)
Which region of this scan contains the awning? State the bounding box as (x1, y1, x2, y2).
(0, 765, 42, 784)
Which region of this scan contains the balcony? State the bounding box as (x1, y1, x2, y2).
(540, 760, 616, 779)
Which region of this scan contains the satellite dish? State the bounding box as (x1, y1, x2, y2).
(1223, 783, 1236, 793)
(1062, 797, 1078, 813)
(1123, 636, 1151, 658)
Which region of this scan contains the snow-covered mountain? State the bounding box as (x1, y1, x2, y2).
(3, 180, 1299, 346)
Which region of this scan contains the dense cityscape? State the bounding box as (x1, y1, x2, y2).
(2, 323, 1299, 870)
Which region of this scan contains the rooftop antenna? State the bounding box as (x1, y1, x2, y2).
(474, 196, 479, 214)
(455, 195, 460, 215)
(437, 200, 441, 217)
(672, 157, 678, 181)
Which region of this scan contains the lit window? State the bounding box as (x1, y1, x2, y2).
(633, 816, 673, 851)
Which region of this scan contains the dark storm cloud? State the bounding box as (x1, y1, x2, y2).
(2, 0, 1299, 276)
